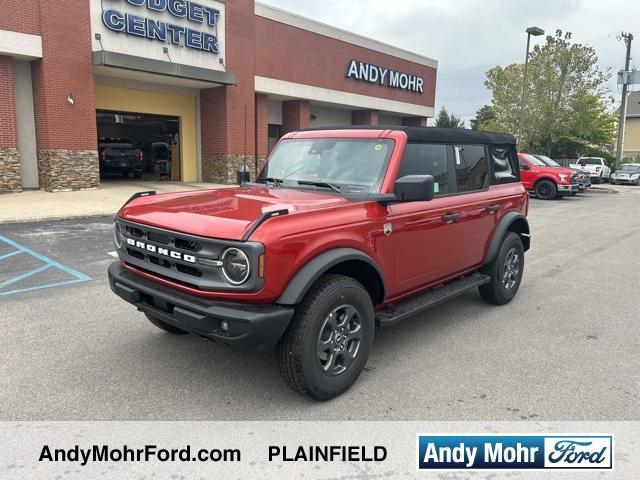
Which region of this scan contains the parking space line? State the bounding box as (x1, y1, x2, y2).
(0, 264, 52, 290)
(0, 235, 91, 297)
(0, 235, 91, 282)
(0, 250, 22, 260)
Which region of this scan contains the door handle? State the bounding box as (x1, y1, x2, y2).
(441, 212, 461, 224)
(486, 204, 500, 214)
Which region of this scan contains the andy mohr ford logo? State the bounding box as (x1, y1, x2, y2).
(417, 435, 613, 470)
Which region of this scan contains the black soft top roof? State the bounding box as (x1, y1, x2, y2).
(299, 126, 516, 145)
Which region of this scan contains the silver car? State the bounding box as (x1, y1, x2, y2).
(610, 164, 640, 185)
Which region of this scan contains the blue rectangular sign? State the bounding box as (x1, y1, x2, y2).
(417, 435, 613, 470)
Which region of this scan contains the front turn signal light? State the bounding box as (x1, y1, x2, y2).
(258, 254, 265, 278)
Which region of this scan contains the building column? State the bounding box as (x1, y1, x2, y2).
(255, 93, 269, 177)
(201, 0, 257, 184)
(402, 116, 428, 127)
(352, 109, 379, 126)
(282, 100, 310, 134)
(0, 55, 21, 193)
(31, 0, 98, 191)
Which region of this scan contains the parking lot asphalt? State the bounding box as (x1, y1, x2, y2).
(1, 185, 638, 421)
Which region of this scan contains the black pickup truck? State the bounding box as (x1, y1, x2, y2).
(99, 138, 144, 179)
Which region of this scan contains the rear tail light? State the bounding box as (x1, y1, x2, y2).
(137, 152, 144, 161)
(100, 152, 106, 161)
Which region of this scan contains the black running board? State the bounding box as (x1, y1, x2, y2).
(375, 272, 490, 327)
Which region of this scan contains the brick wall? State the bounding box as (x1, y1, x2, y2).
(28, 0, 98, 190)
(255, 93, 269, 158)
(0, 55, 21, 192)
(0, 56, 18, 149)
(201, 0, 258, 183)
(31, 0, 97, 151)
(282, 100, 310, 134)
(352, 109, 380, 126)
(0, 0, 40, 35)
(255, 16, 436, 109)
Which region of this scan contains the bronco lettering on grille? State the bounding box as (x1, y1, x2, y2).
(126, 238, 197, 264)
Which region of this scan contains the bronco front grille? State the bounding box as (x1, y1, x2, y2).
(115, 219, 264, 292)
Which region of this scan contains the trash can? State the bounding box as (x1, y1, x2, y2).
(236, 165, 251, 185)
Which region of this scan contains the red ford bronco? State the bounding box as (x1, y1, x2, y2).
(109, 127, 530, 400)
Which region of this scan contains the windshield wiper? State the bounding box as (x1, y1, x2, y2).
(256, 177, 283, 187)
(297, 180, 341, 192)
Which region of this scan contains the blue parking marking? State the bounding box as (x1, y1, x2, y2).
(0, 250, 22, 260)
(0, 235, 91, 297)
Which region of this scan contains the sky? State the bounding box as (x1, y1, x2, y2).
(260, 0, 640, 125)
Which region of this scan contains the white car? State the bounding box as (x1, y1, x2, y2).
(569, 157, 611, 183)
(610, 163, 640, 185)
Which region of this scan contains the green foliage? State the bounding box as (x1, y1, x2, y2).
(434, 106, 466, 128)
(470, 105, 497, 130)
(553, 135, 614, 162)
(483, 30, 616, 157)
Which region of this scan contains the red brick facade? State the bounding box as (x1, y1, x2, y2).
(0, 56, 18, 149)
(31, 0, 97, 151)
(0, 0, 436, 189)
(255, 16, 436, 109)
(352, 110, 380, 126)
(282, 100, 311, 135)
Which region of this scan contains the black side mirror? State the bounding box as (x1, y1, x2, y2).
(394, 175, 435, 202)
(521, 164, 530, 170)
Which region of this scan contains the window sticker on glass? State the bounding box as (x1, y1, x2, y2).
(375, 144, 383, 151)
(434, 182, 440, 193)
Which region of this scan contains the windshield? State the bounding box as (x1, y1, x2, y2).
(259, 139, 394, 193)
(618, 164, 640, 172)
(578, 158, 603, 165)
(536, 155, 561, 167)
(524, 154, 546, 166)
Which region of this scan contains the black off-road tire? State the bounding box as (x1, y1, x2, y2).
(276, 274, 375, 400)
(144, 313, 188, 335)
(534, 180, 557, 200)
(479, 232, 524, 306)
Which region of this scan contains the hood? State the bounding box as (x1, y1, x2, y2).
(119, 186, 353, 240)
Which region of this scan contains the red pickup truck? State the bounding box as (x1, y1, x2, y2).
(109, 127, 530, 399)
(518, 153, 578, 200)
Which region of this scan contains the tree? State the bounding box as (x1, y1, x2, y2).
(434, 106, 465, 128)
(484, 30, 616, 157)
(470, 105, 497, 130)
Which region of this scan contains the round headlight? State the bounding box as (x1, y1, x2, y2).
(220, 248, 250, 285)
(113, 222, 123, 250)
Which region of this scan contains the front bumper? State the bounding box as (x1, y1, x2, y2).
(108, 262, 294, 351)
(557, 184, 579, 195)
(611, 177, 639, 184)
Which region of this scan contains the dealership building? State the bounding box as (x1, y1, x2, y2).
(0, 0, 437, 192)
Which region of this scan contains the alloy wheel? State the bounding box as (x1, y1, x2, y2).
(317, 304, 362, 377)
(502, 248, 521, 290)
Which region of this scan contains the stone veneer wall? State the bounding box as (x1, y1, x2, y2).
(37, 149, 99, 192)
(203, 154, 265, 184)
(0, 148, 21, 193)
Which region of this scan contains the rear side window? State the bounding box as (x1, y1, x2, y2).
(399, 143, 448, 195)
(454, 145, 488, 192)
(491, 145, 518, 184)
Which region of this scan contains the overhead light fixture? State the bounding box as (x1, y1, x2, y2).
(67, 93, 75, 106)
(526, 26, 545, 36)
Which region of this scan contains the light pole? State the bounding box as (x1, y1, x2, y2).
(519, 26, 545, 139)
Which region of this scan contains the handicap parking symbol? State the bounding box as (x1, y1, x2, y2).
(0, 235, 91, 297)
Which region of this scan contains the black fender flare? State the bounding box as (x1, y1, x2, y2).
(483, 212, 530, 265)
(276, 248, 386, 305)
